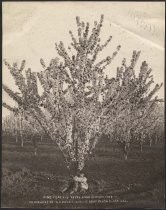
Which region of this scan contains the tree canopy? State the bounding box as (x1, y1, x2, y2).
(2, 15, 163, 170)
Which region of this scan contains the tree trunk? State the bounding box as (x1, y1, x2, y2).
(140, 141, 144, 152)
(21, 138, 24, 147)
(40, 135, 43, 142)
(155, 135, 158, 144)
(149, 139, 152, 147)
(15, 118, 18, 143)
(34, 149, 37, 156)
(124, 153, 128, 160)
(20, 130, 24, 147)
(62, 116, 88, 194)
(15, 133, 18, 143)
(32, 134, 38, 156)
(72, 116, 80, 173)
(124, 142, 129, 160)
(112, 142, 116, 152)
(20, 116, 24, 147)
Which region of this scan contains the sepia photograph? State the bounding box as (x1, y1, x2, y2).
(1, 1, 165, 208)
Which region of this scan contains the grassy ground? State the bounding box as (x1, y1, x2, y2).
(1, 137, 165, 208)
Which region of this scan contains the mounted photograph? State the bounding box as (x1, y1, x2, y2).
(1, 1, 165, 209)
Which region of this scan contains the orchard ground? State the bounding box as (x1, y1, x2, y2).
(1, 136, 165, 208)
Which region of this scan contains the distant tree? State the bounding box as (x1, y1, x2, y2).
(2, 114, 15, 138)
(101, 52, 163, 159)
(2, 104, 44, 151)
(139, 103, 164, 148)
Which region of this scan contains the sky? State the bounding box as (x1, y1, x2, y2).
(2, 1, 165, 118)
